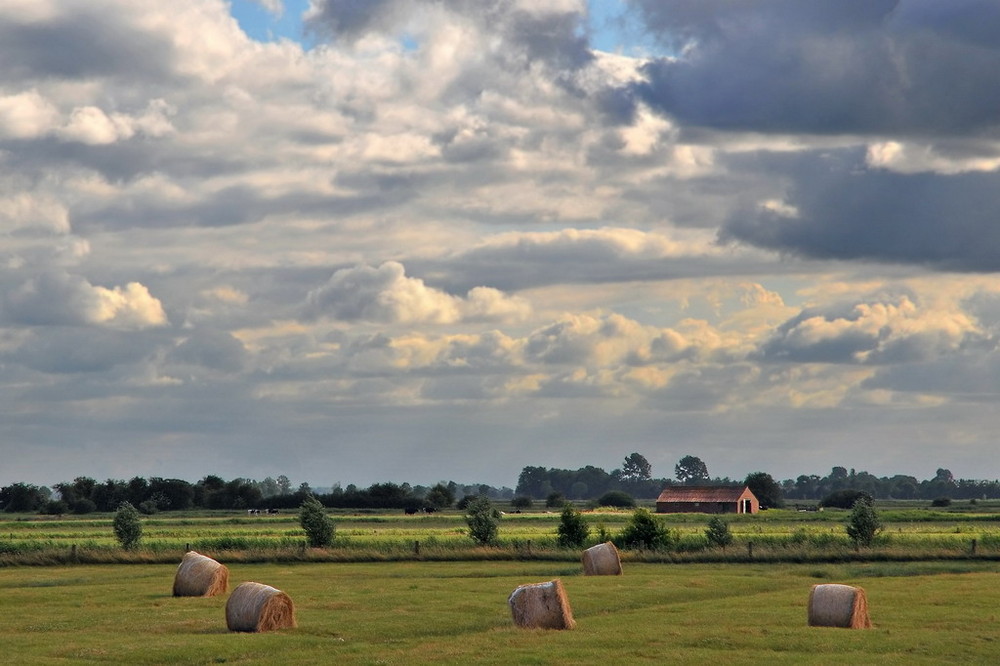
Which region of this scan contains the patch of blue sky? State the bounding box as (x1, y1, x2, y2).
(228, 0, 665, 57)
(230, 0, 315, 46)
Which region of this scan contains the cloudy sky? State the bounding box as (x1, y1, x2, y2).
(3, 0, 1000, 490)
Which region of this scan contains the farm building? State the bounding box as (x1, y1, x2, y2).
(655, 485, 760, 515)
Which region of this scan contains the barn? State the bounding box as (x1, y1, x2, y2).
(655, 485, 760, 515)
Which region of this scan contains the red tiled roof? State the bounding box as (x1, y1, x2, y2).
(656, 485, 752, 503)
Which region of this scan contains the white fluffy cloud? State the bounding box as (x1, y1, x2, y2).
(4, 0, 1000, 488)
(3, 272, 167, 329)
(303, 261, 530, 324)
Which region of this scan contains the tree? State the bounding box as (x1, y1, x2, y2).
(0, 483, 47, 513)
(425, 483, 455, 510)
(113, 501, 142, 550)
(846, 496, 882, 548)
(299, 495, 335, 547)
(277, 475, 292, 495)
(618, 508, 674, 550)
(545, 492, 566, 508)
(619, 452, 652, 483)
(675, 455, 709, 484)
(557, 505, 590, 548)
(465, 495, 501, 546)
(705, 516, 733, 549)
(744, 471, 784, 509)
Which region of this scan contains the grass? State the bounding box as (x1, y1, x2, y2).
(3, 560, 1000, 663)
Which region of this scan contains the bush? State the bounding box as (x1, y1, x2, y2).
(137, 500, 159, 515)
(846, 496, 882, 548)
(931, 497, 951, 507)
(618, 508, 674, 551)
(112, 501, 142, 550)
(705, 516, 733, 549)
(510, 496, 533, 510)
(820, 489, 872, 510)
(596, 490, 636, 509)
(72, 499, 97, 515)
(545, 492, 566, 509)
(41, 500, 68, 515)
(556, 505, 590, 548)
(465, 495, 501, 546)
(299, 495, 335, 547)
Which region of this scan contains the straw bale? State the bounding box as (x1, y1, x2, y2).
(582, 541, 622, 576)
(508, 579, 576, 630)
(172, 551, 229, 597)
(807, 583, 872, 629)
(226, 582, 297, 632)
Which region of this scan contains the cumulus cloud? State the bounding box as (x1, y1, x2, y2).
(2, 271, 167, 329)
(302, 261, 530, 324)
(757, 296, 982, 364)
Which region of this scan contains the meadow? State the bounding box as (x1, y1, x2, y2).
(5, 502, 1000, 564)
(4, 559, 1000, 664)
(4, 505, 1000, 663)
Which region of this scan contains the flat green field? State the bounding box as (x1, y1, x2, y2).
(2, 560, 1000, 664)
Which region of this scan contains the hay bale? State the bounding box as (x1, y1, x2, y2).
(172, 551, 229, 597)
(226, 582, 297, 632)
(582, 541, 622, 576)
(508, 579, 576, 630)
(807, 584, 872, 629)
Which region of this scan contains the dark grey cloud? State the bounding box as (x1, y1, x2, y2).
(0, 10, 174, 83)
(167, 328, 247, 373)
(628, 0, 1000, 136)
(12, 327, 160, 374)
(720, 150, 1000, 271)
(307, 0, 593, 72)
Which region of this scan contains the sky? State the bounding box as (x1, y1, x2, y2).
(3, 0, 1000, 491)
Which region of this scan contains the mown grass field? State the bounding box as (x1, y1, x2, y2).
(3, 559, 1000, 664)
(4, 505, 1000, 663)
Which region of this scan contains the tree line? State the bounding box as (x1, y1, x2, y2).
(0, 475, 514, 514)
(3, 455, 999, 514)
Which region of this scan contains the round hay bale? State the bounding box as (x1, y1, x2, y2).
(582, 541, 622, 576)
(508, 579, 576, 630)
(808, 583, 872, 629)
(172, 551, 229, 597)
(226, 582, 297, 633)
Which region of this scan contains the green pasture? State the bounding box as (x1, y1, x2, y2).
(5, 506, 1000, 564)
(3, 560, 1000, 664)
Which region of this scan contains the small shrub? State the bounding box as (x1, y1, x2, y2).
(465, 495, 501, 546)
(846, 496, 882, 548)
(618, 508, 674, 551)
(113, 501, 142, 550)
(931, 497, 951, 508)
(705, 516, 733, 549)
(137, 500, 159, 515)
(299, 495, 335, 547)
(556, 505, 590, 548)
